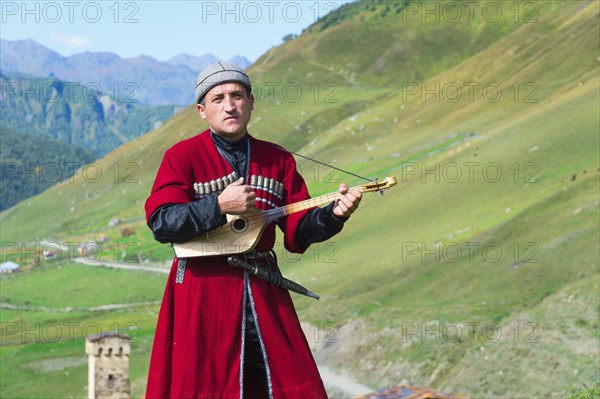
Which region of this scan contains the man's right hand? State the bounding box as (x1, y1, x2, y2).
(217, 177, 256, 215)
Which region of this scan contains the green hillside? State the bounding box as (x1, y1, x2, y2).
(0, 73, 177, 155)
(1, 0, 598, 397)
(0, 125, 96, 211)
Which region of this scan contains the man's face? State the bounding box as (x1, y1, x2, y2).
(196, 82, 254, 141)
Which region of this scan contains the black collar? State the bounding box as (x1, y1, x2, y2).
(210, 131, 248, 152)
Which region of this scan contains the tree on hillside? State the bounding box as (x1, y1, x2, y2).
(283, 34, 298, 43)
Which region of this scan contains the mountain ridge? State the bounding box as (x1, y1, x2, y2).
(0, 72, 177, 155)
(0, 39, 252, 105)
(0, 125, 96, 211)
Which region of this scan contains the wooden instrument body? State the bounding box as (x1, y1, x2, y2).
(173, 176, 397, 258)
(173, 209, 275, 258)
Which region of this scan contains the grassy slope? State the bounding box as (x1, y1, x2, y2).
(1, 0, 598, 397)
(0, 125, 96, 211)
(0, 264, 163, 398)
(285, 1, 600, 393)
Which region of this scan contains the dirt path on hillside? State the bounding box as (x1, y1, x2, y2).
(318, 365, 374, 397)
(72, 257, 169, 273)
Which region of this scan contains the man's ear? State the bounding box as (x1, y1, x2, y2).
(249, 94, 254, 111)
(196, 103, 206, 119)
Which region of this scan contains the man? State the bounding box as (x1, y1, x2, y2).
(145, 62, 361, 399)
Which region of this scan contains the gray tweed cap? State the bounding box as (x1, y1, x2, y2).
(195, 62, 252, 103)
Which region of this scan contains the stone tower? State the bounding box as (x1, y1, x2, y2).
(85, 332, 131, 399)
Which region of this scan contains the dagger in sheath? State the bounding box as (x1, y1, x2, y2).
(227, 255, 320, 300)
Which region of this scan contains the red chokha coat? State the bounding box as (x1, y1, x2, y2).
(144, 130, 327, 399)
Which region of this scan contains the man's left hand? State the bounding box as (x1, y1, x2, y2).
(332, 184, 362, 218)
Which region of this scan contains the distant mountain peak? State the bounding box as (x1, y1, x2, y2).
(228, 55, 252, 69)
(132, 54, 159, 63)
(166, 53, 252, 72)
(0, 39, 253, 105)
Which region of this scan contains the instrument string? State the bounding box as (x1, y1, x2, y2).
(288, 151, 377, 183)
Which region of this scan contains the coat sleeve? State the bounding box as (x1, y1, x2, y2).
(145, 146, 194, 222)
(296, 203, 347, 248)
(277, 153, 314, 254)
(148, 198, 225, 244)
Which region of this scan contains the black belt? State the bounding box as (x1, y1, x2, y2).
(175, 250, 319, 300)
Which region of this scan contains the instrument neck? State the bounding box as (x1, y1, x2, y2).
(282, 186, 361, 216)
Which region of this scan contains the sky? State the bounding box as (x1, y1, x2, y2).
(0, 1, 354, 62)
